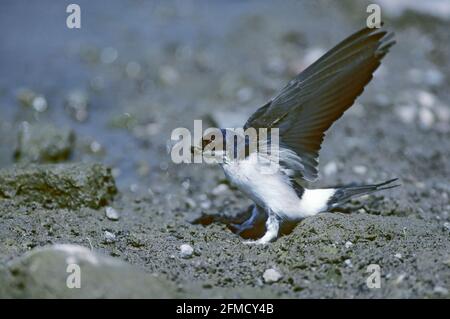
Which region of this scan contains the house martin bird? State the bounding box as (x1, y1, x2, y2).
(193, 26, 398, 244)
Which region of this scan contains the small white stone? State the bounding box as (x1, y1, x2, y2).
(417, 90, 436, 108)
(263, 268, 283, 283)
(443, 222, 450, 232)
(104, 231, 116, 243)
(101, 47, 118, 64)
(396, 104, 417, 124)
(181, 180, 190, 190)
(200, 201, 211, 210)
(180, 244, 194, 258)
(126, 61, 141, 78)
(344, 241, 353, 249)
(90, 141, 102, 153)
(394, 253, 402, 259)
(211, 184, 229, 196)
(32, 95, 48, 112)
(129, 184, 139, 193)
(105, 207, 120, 221)
(419, 107, 435, 128)
(185, 197, 197, 209)
(323, 161, 338, 176)
(344, 259, 353, 268)
(353, 165, 367, 175)
(424, 69, 444, 87)
(159, 66, 179, 85)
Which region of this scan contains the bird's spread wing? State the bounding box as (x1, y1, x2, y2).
(244, 26, 395, 181)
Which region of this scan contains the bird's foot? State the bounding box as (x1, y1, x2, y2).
(243, 211, 280, 245)
(231, 222, 252, 235)
(231, 205, 261, 235)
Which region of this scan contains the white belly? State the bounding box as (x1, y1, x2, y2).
(222, 155, 302, 219)
(222, 154, 335, 220)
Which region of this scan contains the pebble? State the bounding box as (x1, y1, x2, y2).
(424, 69, 445, 87)
(66, 90, 89, 122)
(344, 241, 353, 249)
(443, 222, 450, 232)
(200, 201, 211, 210)
(89, 141, 103, 154)
(100, 47, 118, 64)
(344, 259, 353, 268)
(433, 286, 449, 296)
(263, 268, 283, 283)
(396, 105, 417, 124)
(353, 165, 367, 175)
(418, 107, 435, 128)
(159, 65, 179, 86)
(104, 231, 116, 243)
(417, 90, 436, 108)
(185, 197, 197, 209)
(126, 61, 141, 78)
(211, 184, 229, 196)
(180, 244, 194, 259)
(105, 207, 120, 221)
(323, 161, 338, 176)
(394, 253, 402, 259)
(32, 95, 48, 112)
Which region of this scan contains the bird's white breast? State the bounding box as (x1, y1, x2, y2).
(222, 154, 302, 219)
(222, 154, 336, 220)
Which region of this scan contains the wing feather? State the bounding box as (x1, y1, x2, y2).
(244, 26, 395, 181)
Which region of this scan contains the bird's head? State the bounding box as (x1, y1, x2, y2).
(191, 128, 248, 164)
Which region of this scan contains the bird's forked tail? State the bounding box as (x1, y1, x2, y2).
(327, 178, 400, 208)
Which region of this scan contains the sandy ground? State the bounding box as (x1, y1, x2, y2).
(0, 0, 449, 298)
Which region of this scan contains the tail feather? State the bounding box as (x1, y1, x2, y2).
(327, 178, 400, 208)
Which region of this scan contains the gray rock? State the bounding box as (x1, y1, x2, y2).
(433, 285, 449, 296)
(0, 163, 117, 209)
(14, 122, 75, 163)
(0, 244, 177, 298)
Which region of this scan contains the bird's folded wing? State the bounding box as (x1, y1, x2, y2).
(244, 26, 395, 181)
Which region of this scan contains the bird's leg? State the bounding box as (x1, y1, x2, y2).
(243, 211, 280, 245)
(231, 204, 262, 234)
